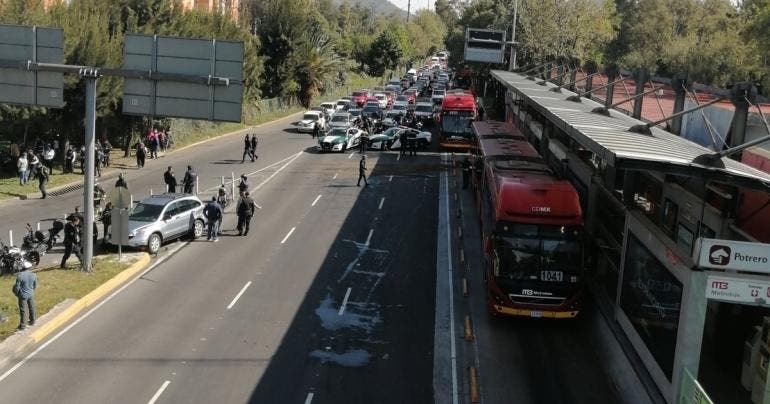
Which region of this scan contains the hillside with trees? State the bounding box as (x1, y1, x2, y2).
(0, 0, 447, 160)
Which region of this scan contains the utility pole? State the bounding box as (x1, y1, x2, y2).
(508, 0, 519, 71)
(407, 0, 411, 22)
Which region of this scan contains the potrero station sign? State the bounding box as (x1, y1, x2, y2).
(694, 238, 770, 274)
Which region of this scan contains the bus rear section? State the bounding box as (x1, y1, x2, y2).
(438, 91, 477, 151)
(480, 155, 584, 319)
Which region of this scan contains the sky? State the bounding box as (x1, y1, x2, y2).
(389, 0, 432, 12)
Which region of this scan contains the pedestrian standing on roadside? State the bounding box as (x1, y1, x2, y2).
(183, 165, 197, 194)
(94, 146, 103, 177)
(236, 191, 257, 236)
(38, 165, 49, 199)
(79, 145, 86, 174)
(164, 166, 177, 193)
(357, 155, 368, 187)
(399, 133, 407, 156)
(17, 153, 28, 185)
(203, 196, 222, 242)
(64, 145, 74, 173)
(250, 135, 258, 161)
(241, 134, 251, 163)
(136, 142, 146, 168)
(43, 145, 55, 173)
(102, 139, 111, 167)
(115, 173, 128, 189)
(60, 216, 82, 268)
(101, 201, 112, 246)
(12, 265, 36, 330)
(150, 131, 159, 159)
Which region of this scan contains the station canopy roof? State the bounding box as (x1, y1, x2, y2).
(491, 69, 770, 191)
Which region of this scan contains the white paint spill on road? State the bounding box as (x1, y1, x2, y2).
(311, 194, 322, 207)
(147, 380, 171, 404)
(304, 393, 314, 404)
(365, 229, 373, 245)
(226, 281, 252, 310)
(310, 349, 370, 367)
(281, 227, 296, 244)
(332, 173, 338, 180)
(338, 287, 352, 316)
(378, 197, 385, 210)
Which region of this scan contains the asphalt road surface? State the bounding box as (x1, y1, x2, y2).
(0, 117, 621, 404)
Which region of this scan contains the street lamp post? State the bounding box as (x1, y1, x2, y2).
(508, 0, 519, 71)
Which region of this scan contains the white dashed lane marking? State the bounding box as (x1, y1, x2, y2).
(311, 194, 322, 206)
(147, 380, 171, 404)
(226, 281, 252, 310)
(281, 227, 296, 244)
(378, 197, 385, 210)
(338, 287, 352, 316)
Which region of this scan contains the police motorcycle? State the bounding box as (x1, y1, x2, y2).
(22, 223, 54, 265)
(0, 240, 36, 274)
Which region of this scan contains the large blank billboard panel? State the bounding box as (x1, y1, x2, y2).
(0, 24, 64, 108)
(464, 28, 506, 64)
(122, 34, 244, 122)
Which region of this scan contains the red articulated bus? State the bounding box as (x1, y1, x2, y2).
(472, 121, 585, 319)
(438, 90, 477, 151)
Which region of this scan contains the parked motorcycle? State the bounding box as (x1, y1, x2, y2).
(22, 223, 51, 265)
(0, 241, 35, 275)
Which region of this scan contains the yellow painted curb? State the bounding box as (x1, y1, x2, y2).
(29, 253, 151, 343)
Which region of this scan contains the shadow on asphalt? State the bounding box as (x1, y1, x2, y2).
(247, 141, 443, 403)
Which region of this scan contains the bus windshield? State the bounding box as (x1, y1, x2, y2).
(493, 223, 582, 282)
(441, 113, 474, 136)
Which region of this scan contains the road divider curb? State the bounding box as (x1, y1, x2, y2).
(29, 253, 151, 343)
(464, 315, 474, 341)
(468, 366, 480, 403)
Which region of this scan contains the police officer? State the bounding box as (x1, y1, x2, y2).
(60, 216, 82, 268)
(115, 173, 128, 189)
(101, 201, 112, 246)
(238, 174, 250, 195)
(250, 135, 258, 161)
(312, 121, 320, 139)
(202, 196, 223, 242)
(183, 165, 197, 194)
(359, 132, 368, 153)
(38, 165, 49, 199)
(164, 166, 177, 193)
(357, 155, 368, 187)
(236, 191, 257, 236)
(462, 157, 472, 189)
(241, 134, 251, 163)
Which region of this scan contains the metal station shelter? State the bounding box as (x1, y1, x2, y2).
(490, 69, 770, 404)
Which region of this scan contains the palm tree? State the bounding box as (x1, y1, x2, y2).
(293, 32, 345, 108)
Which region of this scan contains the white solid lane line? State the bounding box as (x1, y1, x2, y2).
(252, 151, 303, 193)
(365, 229, 374, 245)
(281, 227, 296, 244)
(202, 152, 298, 192)
(338, 287, 352, 316)
(332, 173, 338, 180)
(0, 241, 188, 384)
(147, 380, 171, 404)
(378, 197, 385, 210)
(311, 194, 322, 207)
(226, 281, 252, 310)
(304, 392, 314, 404)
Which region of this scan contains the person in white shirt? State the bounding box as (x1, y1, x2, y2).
(17, 154, 29, 185)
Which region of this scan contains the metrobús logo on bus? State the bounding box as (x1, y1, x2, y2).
(531, 206, 551, 214)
